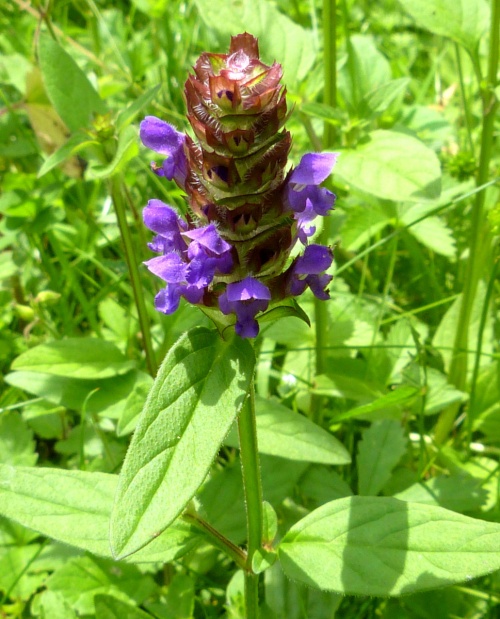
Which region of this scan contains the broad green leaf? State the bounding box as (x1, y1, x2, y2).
(300, 102, 344, 126)
(45, 556, 155, 615)
(0, 465, 199, 563)
(5, 370, 145, 414)
(407, 216, 456, 258)
(11, 338, 136, 379)
(86, 125, 138, 180)
(0, 544, 46, 600)
(298, 465, 353, 509)
(38, 36, 107, 132)
(335, 130, 441, 202)
(398, 0, 490, 53)
(395, 474, 488, 513)
(363, 78, 410, 115)
(433, 281, 494, 374)
(338, 35, 391, 112)
(193, 0, 315, 85)
(38, 132, 97, 178)
(95, 594, 154, 619)
(110, 327, 255, 559)
(357, 420, 407, 495)
(148, 574, 195, 619)
(265, 561, 342, 619)
(225, 396, 350, 465)
(333, 386, 418, 423)
(0, 412, 38, 466)
(278, 496, 500, 596)
(33, 590, 77, 619)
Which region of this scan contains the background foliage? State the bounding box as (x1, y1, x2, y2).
(0, 0, 499, 617)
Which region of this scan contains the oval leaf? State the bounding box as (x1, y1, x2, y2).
(335, 130, 441, 202)
(225, 397, 350, 465)
(110, 327, 255, 559)
(0, 465, 198, 564)
(279, 496, 500, 596)
(38, 35, 107, 132)
(11, 338, 136, 379)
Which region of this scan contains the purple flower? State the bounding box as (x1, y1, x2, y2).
(288, 244, 333, 300)
(219, 277, 271, 338)
(286, 152, 338, 219)
(143, 200, 188, 254)
(140, 116, 188, 186)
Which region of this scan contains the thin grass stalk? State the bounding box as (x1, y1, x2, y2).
(312, 0, 337, 424)
(238, 377, 263, 618)
(110, 175, 157, 376)
(434, 0, 499, 444)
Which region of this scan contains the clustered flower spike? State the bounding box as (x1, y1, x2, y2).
(140, 33, 338, 337)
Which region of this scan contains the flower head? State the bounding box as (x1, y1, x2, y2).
(140, 34, 338, 337)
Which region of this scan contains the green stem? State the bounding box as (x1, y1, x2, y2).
(238, 378, 263, 618)
(454, 43, 474, 154)
(312, 0, 338, 425)
(434, 0, 499, 444)
(466, 254, 499, 449)
(182, 512, 247, 570)
(110, 175, 157, 376)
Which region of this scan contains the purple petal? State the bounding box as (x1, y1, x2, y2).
(185, 256, 217, 288)
(226, 277, 271, 302)
(287, 185, 336, 215)
(144, 253, 187, 283)
(294, 245, 333, 275)
(184, 224, 232, 256)
(290, 152, 338, 185)
(140, 116, 185, 157)
(306, 273, 332, 300)
(182, 285, 205, 304)
(143, 200, 186, 235)
(155, 286, 181, 314)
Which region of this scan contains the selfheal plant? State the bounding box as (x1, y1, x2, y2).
(140, 32, 338, 337)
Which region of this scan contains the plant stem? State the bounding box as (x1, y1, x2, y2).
(312, 0, 338, 425)
(110, 175, 157, 376)
(434, 0, 499, 444)
(182, 512, 247, 570)
(238, 378, 263, 618)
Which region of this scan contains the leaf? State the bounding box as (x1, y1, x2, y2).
(433, 281, 494, 374)
(95, 594, 154, 619)
(110, 327, 255, 559)
(298, 465, 353, 509)
(38, 36, 107, 132)
(398, 0, 490, 54)
(0, 465, 199, 564)
(38, 132, 97, 178)
(0, 412, 38, 466)
(33, 590, 77, 619)
(338, 35, 391, 113)
(5, 370, 146, 414)
(193, 0, 315, 85)
(407, 216, 456, 258)
(335, 130, 441, 202)
(357, 420, 407, 495)
(11, 338, 136, 379)
(278, 496, 500, 596)
(363, 78, 410, 115)
(0, 544, 46, 601)
(225, 396, 350, 465)
(333, 386, 419, 423)
(86, 125, 138, 180)
(116, 85, 161, 131)
(45, 556, 156, 616)
(395, 474, 488, 513)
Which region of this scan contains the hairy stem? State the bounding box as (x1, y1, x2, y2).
(238, 378, 263, 618)
(110, 175, 157, 376)
(434, 0, 499, 444)
(182, 512, 247, 570)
